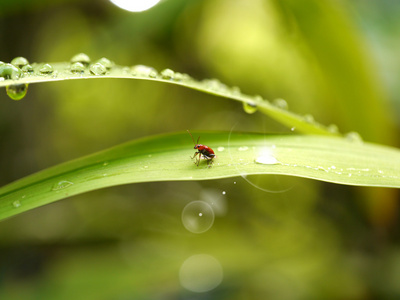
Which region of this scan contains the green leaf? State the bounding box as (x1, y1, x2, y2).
(0, 131, 399, 221)
(0, 60, 339, 135)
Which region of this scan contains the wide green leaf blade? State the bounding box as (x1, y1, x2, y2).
(0, 131, 399, 221)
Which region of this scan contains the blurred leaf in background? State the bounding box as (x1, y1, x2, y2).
(0, 0, 399, 299)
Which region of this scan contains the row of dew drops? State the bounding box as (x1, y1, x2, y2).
(0, 53, 297, 116)
(1, 54, 361, 141)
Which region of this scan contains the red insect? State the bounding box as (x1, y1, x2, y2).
(187, 130, 216, 167)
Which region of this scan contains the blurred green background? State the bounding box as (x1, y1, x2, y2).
(1, 0, 400, 298)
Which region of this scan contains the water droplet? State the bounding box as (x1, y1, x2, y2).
(70, 62, 85, 74)
(291, 127, 296, 131)
(181, 201, 214, 234)
(21, 64, 34, 73)
(39, 63, 54, 74)
(6, 84, 28, 100)
(230, 86, 241, 96)
(12, 200, 21, 208)
(90, 63, 107, 75)
(327, 124, 339, 134)
(345, 131, 363, 143)
(303, 114, 314, 123)
(102, 161, 109, 166)
(173, 72, 185, 82)
(96, 57, 114, 70)
(222, 191, 226, 195)
(217, 146, 225, 152)
(52, 180, 74, 191)
(71, 53, 91, 66)
(11, 56, 29, 68)
(203, 78, 227, 92)
(131, 65, 158, 78)
(160, 68, 175, 80)
(255, 149, 280, 165)
(242, 101, 258, 114)
(179, 254, 223, 293)
(273, 98, 288, 110)
(233, 181, 237, 184)
(0, 63, 22, 80)
(238, 146, 249, 151)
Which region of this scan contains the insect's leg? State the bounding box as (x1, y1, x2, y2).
(207, 157, 214, 167)
(190, 151, 197, 159)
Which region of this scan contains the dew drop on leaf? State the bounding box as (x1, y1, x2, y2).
(10, 56, 29, 68)
(131, 65, 158, 78)
(96, 57, 114, 70)
(0, 63, 22, 80)
(21, 64, 34, 74)
(39, 63, 54, 74)
(6, 84, 28, 100)
(203, 78, 226, 92)
(303, 114, 315, 123)
(345, 131, 363, 143)
(12, 200, 21, 208)
(52, 180, 74, 191)
(160, 68, 175, 80)
(71, 53, 91, 66)
(272, 98, 288, 110)
(327, 124, 339, 134)
(230, 86, 241, 96)
(181, 201, 214, 234)
(70, 62, 85, 74)
(89, 63, 107, 75)
(242, 101, 258, 114)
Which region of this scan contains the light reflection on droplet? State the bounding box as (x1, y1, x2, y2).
(179, 254, 223, 293)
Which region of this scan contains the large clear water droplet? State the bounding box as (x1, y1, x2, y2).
(39, 63, 54, 74)
(11, 57, 29, 68)
(0, 63, 22, 80)
(89, 63, 107, 75)
(181, 201, 214, 234)
(71, 53, 91, 66)
(6, 84, 28, 100)
(70, 62, 85, 74)
(242, 101, 258, 114)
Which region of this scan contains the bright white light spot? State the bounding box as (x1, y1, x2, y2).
(109, 0, 161, 12)
(255, 147, 280, 165)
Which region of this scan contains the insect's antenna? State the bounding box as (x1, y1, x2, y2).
(197, 135, 200, 144)
(187, 130, 196, 145)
